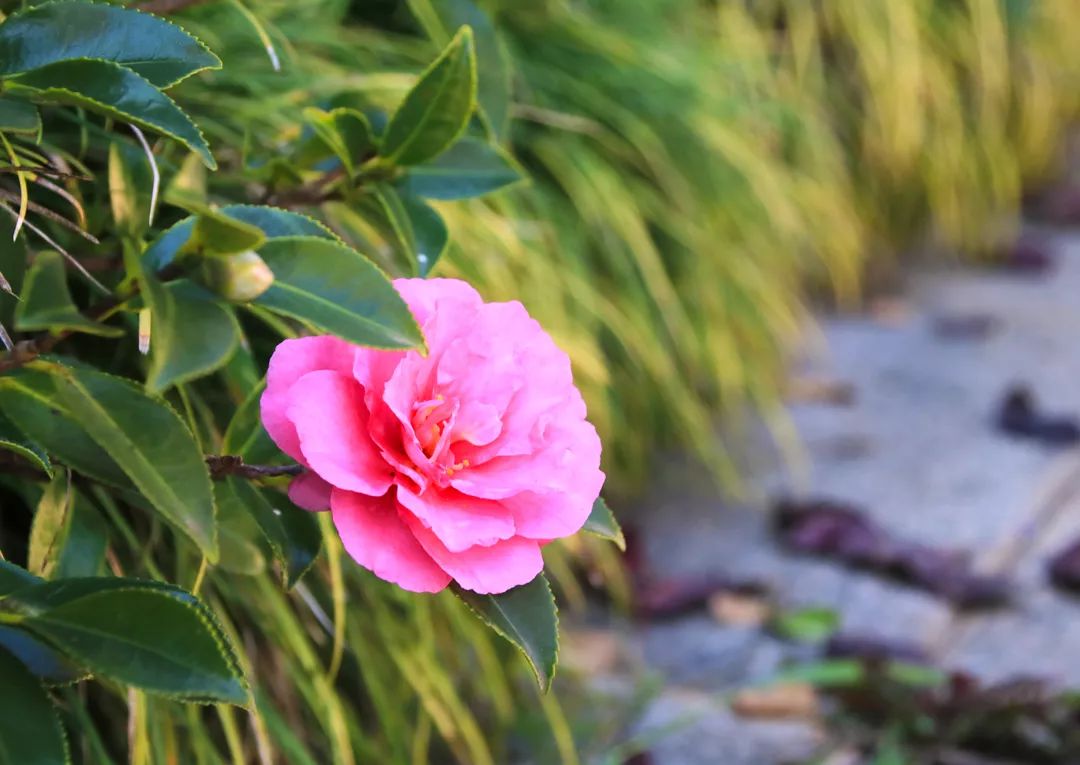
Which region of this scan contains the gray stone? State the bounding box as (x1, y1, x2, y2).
(609, 227, 1080, 763)
(633, 688, 823, 765)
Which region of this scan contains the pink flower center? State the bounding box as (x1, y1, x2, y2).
(407, 394, 470, 486)
(411, 395, 451, 458)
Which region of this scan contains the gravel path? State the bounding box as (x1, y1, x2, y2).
(590, 226, 1080, 764)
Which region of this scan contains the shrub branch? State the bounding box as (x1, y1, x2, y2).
(205, 456, 304, 480)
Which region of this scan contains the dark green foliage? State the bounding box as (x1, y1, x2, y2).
(0, 2, 625, 761)
(453, 574, 560, 691)
(0, 644, 69, 764)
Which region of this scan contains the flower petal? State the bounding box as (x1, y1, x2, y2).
(501, 489, 596, 540)
(452, 416, 603, 499)
(287, 471, 333, 511)
(262, 336, 357, 463)
(396, 485, 515, 553)
(287, 370, 394, 496)
(331, 489, 451, 593)
(394, 277, 483, 328)
(403, 514, 543, 594)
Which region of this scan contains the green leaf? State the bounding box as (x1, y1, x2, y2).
(39, 362, 218, 561)
(253, 236, 424, 350)
(217, 478, 321, 589)
(185, 209, 267, 258)
(407, 0, 512, 140)
(400, 196, 448, 277)
(0, 1, 221, 87)
(108, 140, 153, 239)
(28, 474, 107, 580)
(214, 482, 268, 577)
(0, 411, 51, 477)
(0, 368, 130, 488)
(0, 645, 69, 764)
(371, 184, 448, 276)
(143, 205, 335, 273)
(2, 578, 248, 705)
(143, 218, 198, 273)
(221, 381, 277, 463)
(397, 137, 523, 200)
(767, 659, 864, 688)
(9, 59, 214, 168)
(0, 559, 40, 597)
(769, 607, 839, 643)
(301, 107, 375, 175)
(163, 152, 207, 209)
(219, 344, 260, 399)
(885, 661, 947, 688)
(453, 574, 559, 691)
(0, 96, 40, 135)
(143, 278, 240, 393)
(14, 251, 122, 337)
(255, 489, 322, 589)
(0, 626, 85, 685)
(582, 497, 625, 550)
(381, 27, 477, 166)
(221, 205, 338, 241)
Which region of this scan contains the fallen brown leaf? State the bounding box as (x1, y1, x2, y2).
(731, 682, 820, 720)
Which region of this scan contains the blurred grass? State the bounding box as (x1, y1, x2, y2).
(441, 0, 1080, 491)
(177, 0, 1080, 492)
(103, 0, 1080, 760)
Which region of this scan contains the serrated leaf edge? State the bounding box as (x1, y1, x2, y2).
(453, 574, 559, 692)
(255, 235, 426, 351)
(35, 361, 220, 561)
(220, 204, 344, 243)
(10, 581, 249, 706)
(0, 375, 130, 488)
(144, 284, 242, 394)
(9, 58, 216, 168)
(0, 0, 222, 87)
(383, 26, 478, 166)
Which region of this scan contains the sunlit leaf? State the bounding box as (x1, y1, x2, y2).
(27, 473, 107, 580)
(109, 140, 154, 238)
(301, 107, 375, 175)
(381, 27, 476, 166)
(407, 0, 512, 140)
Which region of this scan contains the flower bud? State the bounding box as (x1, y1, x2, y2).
(200, 250, 274, 302)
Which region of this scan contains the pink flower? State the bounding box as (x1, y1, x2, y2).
(260, 278, 604, 594)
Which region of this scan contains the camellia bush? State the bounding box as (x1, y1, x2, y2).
(1, 0, 1078, 761)
(0, 2, 625, 763)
